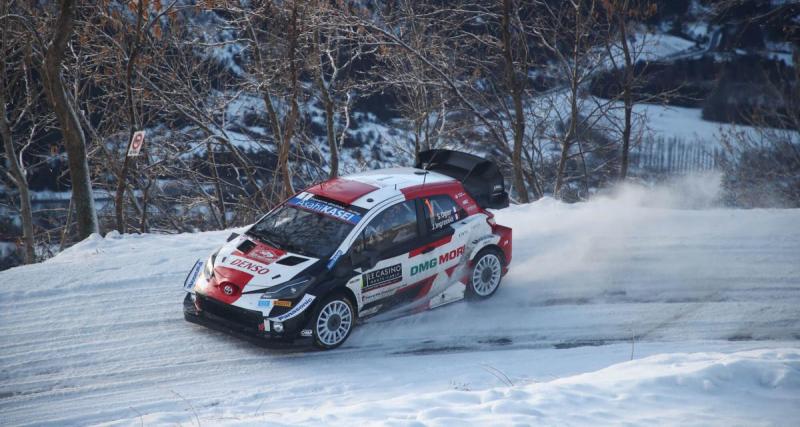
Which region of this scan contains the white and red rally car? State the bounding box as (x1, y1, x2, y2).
(183, 150, 512, 349)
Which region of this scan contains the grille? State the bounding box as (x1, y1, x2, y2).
(197, 295, 263, 327)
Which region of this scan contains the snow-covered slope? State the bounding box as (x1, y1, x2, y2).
(1, 178, 799, 426)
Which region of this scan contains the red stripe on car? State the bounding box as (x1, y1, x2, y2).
(306, 178, 379, 204)
(409, 235, 453, 257)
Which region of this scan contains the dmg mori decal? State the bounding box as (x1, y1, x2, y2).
(411, 245, 465, 276)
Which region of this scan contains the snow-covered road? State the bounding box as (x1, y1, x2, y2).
(2, 182, 799, 426)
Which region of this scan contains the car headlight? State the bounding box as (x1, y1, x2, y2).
(262, 276, 314, 299)
(203, 250, 219, 279)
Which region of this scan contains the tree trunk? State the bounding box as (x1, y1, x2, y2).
(554, 2, 582, 199)
(553, 135, 571, 198)
(617, 9, 633, 180)
(115, 0, 145, 233)
(0, 74, 35, 264)
(42, 0, 99, 240)
(502, 0, 530, 203)
(276, 1, 301, 199)
(321, 94, 338, 179)
(313, 30, 339, 179)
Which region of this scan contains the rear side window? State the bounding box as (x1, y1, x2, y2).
(422, 195, 462, 232)
(361, 200, 419, 253)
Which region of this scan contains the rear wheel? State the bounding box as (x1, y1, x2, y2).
(467, 249, 504, 299)
(312, 294, 355, 350)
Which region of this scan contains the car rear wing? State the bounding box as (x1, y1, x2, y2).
(415, 149, 510, 209)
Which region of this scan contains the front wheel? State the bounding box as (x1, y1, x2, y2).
(467, 249, 504, 299)
(311, 294, 355, 350)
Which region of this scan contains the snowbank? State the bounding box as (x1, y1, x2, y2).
(222, 348, 799, 426)
(1, 178, 798, 426)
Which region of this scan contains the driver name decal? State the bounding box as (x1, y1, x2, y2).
(362, 264, 402, 291)
(288, 197, 362, 224)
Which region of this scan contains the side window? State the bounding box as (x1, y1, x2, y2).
(422, 195, 462, 232)
(362, 200, 418, 253)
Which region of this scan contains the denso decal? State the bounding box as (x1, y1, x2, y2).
(224, 257, 270, 275)
(363, 263, 402, 291)
(288, 197, 362, 224)
(271, 294, 316, 322)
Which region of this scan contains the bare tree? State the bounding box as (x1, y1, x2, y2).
(310, 5, 375, 179)
(239, 0, 313, 200)
(40, 0, 99, 239)
(342, 1, 545, 201)
(0, 6, 35, 263)
(532, 0, 610, 198)
(720, 47, 800, 207)
(109, 0, 177, 233)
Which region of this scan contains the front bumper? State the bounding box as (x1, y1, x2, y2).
(183, 293, 310, 347)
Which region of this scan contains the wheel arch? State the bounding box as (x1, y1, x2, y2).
(469, 243, 507, 266)
(303, 281, 359, 328)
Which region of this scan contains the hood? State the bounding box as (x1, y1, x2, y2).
(212, 234, 319, 291)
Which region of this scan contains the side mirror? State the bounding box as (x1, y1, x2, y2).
(227, 232, 240, 242)
(332, 255, 354, 278)
(351, 250, 379, 271)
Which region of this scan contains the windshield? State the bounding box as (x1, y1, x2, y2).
(247, 200, 357, 259)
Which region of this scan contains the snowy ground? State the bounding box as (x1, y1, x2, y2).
(1, 177, 799, 426)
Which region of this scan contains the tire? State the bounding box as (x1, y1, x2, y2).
(311, 293, 356, 350)
(466, 248, 504, 300)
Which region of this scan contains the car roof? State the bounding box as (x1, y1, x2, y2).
(305, 167, 457, 210)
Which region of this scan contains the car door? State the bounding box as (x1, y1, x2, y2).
(417, 194, 473, 302)
(354, 199, 425, 316)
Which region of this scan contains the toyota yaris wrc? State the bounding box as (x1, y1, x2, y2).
(183, 149, 512, 349)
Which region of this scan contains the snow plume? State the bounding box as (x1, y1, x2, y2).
(493, 171, 795, 308)
(360, 175, 797, 346)
(598, 171, 723, 209)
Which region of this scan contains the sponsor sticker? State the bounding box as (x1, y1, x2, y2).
(249, 247, 280, 264)
(183, 260, 203, 292)
(288, 197, 362, 224)
(411, 245, 465, 276)
(271, 294, 316, 322)
(258, 297, 274, 316)
(363, 264, 403, 291)
(327, 250, 343, 270)
(300, 329, 313, 337)
(222, 256, 270, 275)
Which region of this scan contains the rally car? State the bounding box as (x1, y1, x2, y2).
(183, 149, 512, 349)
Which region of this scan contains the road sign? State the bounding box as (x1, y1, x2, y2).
(127, 131, 145, 157)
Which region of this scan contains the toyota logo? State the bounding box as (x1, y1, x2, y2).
(222, 284, 235, 295)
